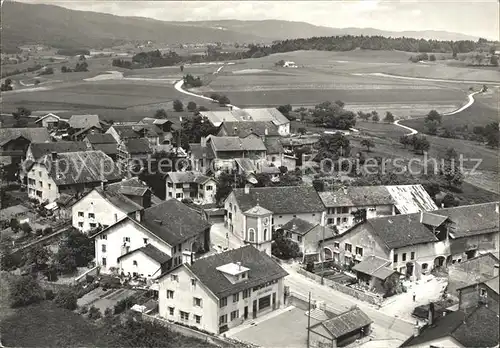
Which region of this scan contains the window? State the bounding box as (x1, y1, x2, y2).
(171, 274, 178, 282)
(394, 254, 398, 263)
(206, 185, 213, 191)
(168, 192, 173, 197)
(100, 235, 107, 240)
(78, 222, 83, 228)
(342, 217, 347, 223)
(219, 314, 227, 325)
(195, 315, 201, 324)
(90, 223, 96, 228)
(258, 295, 271, 310)
(180, 311, 189, 321)
(102, 257, 107, 266)
(341, 207, 349, 214)
(88, 213, 95, 219)
(167, 290, 174, 299)
(334, 242, 340, 249)
(293, 215, 297, 217)
(402, 253, 407, 262)
(168, 307, 174, 316)
(48, 184, 51, 189)
(480, 288, 487, 297)
(229, 203, 232, 211)
(191, 278, 197, 287)
(176, 183, 182, 188)
(173, 246, 176, 254)
(411, 252, 415, 260)
(344, 255, 352, 264)
(298, 236, 302, 242)
(123, 237, 130, 242)
(345, 243, 352, 253)
(101, 245, 106, 252)
(241, 273, 246, 278)
(312, 213, 316, 217)
(193, 297, 202, 307)
(178, 243, 181, 251)
(248, 228, 255, 242)
(233, 293, 239, 303)
(39, 181, 43, 188)
(336, 217, 341, 225)
(230, 310, 239, 321)
(143, 238, 148, 244)
(168, 182, 173, 188)
(133, 260, 138, 266)
(219, 297, 227, 308)
(355, 246, 363, 256)
(243, 289, 251, 299)
(264, 229, 268, 240)
(78, 211, 84, 217)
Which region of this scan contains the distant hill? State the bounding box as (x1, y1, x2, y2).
(1, 2, 481, 52)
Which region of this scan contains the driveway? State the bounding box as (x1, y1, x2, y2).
(77, 288, 138, 313)
(210, 223, 244, 251)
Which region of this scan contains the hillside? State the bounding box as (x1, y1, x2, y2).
(1, 2, 482, 52)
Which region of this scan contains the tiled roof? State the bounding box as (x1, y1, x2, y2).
(261, 166, 281, 174)
(231, 186, 325, 214)
(235, 158, 257, 173)
(85, 133, 116, 144)
(118, 244, 171, 264)
(166, 171, 212, 184)
(189, 143, 215, 160)
(39, 150, 121, 186)
(123, 138, 151, 154)
(352, 256, 395, 280)
(313, 307, 373, 339)
(0, 128, 50, 146)
(434, 202, 499, 238)
(401, 305, 499, 348)
(95, 178, 150, 213)
(35, 113, 61, 123)
(421, 212, 448, 227)
(109, 125, 141, 140)
(185, 245, 288, 298)
(29, 141, 88, 160)
(219, 121, 280, 137)
(244, 108, 290, 126)
(280, 218, 316, 236)
(200, 108, 289, 127)
(209, 136, 266, 152)
(264, 137, 284, 154)
(0, 205, 30, 221)
(385, 185, 439, 214)
(73, 126, 101, 138)
(141, 199, 211, 246)
(280, 137, 319, 147)
(483, 276, 499, 294)
(68, 114, 101, 130)
(319, 186, 394, 208)
(92, 143, 118, 155)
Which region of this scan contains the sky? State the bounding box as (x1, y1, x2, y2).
(15, 0, 500, 40)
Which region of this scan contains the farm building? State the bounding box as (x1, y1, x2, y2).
(35, 113, 63, 129)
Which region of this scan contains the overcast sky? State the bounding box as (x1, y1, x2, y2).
(16, 0, 500, 40)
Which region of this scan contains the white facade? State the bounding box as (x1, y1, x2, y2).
(324, 204, 395, 229)
(119, 250, 162, 279)
(26, 162, 59, 203)
(166, 178, 217, 204)
(277, 123, 291, 137)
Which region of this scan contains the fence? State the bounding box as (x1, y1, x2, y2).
(297, 268, 383, 306)
(141, 313, 258, 348)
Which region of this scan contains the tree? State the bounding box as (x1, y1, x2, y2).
(412, 136, 430, 154)
(442, 193, 459, 207)
(429, 54, 436, 61)
(88, 305, 102, 320)
(277, 104, 292, 117)
(314, 133, 351, 161)
(179, 115, 218, 149)
(484, 122, 499, 147)
(360, 139, 375, 152)
(426, 110, 442, 124)
(9, 275, 44, 308)
(20, 222, 32, 234)
(297, 127, 307, 135)
(357, 111, 370, 121)
(10, 218, 20, 232)
(61, 66, 68, 73)
(371, 111, 379, 122)
(383, 112, 395, 123)
(334, 100, 345, 108)
(218, 95, 231, 106)
(275, 59, 285, 67)
(24, 245, 51, 272)
(272, 231, 302, 260)
(491, 55, 499, 67)
(55, 229, 94, 274)
(183, 74, 202, 88)
(215, 171, 247, 205)
(425, 120, 439, 135)
(351, 208, 367, 223)
(1, 78, 13, 91)
(440, 147, 463, 188)
(187, 101, 197, 112)
(54, 288, 78, 310)
(154, 109, 168, 119)
(172, 99, 184, 112)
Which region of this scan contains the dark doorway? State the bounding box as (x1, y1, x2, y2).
(244, 306, 248, 320)
(252, 300, 257, 319)
(466, 250, 477, 259)
(272, 292, 276, 310)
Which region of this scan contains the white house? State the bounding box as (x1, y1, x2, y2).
(92, 199, 211, 280)
(165, 171, 217, 204)
(157, 245, 288, 334)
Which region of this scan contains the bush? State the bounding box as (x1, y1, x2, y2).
(88, 305, 102, 320)
(44, 289, 55, 300)
(42, 227, 53, 235)
(20, 223, 32, 234)
(54, 288, 78, 310)
(85, 274, 95, 284)
(187, 101, 197, 112)
(114, 295, 135, 315)
(100, 277, 121, 290)
(76, 281, 99, 298)
(79, 306, 89, 314)
(173, 99, 184, 112)
(9, 275, 44, 308)
(218, 95, 231, 106)
(104, 307, 114, 318)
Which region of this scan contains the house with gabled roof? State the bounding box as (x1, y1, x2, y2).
(458, 275, 499, 314)
(92, 199, 211, 279)
(320, 202, 499, 280)
(165, 171, 217, 204)
(68, 114, 103, 131)
(224, 186, 325, 255)
(25, 150, 122, 204)
(83, 133, 118, 160)
(0, 128, 50, 158)
(157, 245, 288, 334)
(448, 252, 499, 296)
(117, 138, 152, 174)
(35, 113, 62, 129)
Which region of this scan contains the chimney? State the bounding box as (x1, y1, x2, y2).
(420, 211, 424, 224)
(244, 184, 250, 194)
(182, 250, 193, 265)
(51, 152, 57, 160)
(237, 261, 241, 270)
(428, 302, 435, 326)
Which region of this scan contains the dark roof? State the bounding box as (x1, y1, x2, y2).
(141, 199, 211, 246)
(366, 214, 438, 250)
(312, 307, 373, 339)
(39, 150, 121, 186)
(123, 138, 151, 154)
(402, 305, 499, 348)
(209, 136, 266, 152)
(118, 244, 171, 264)
(68, 114, 101, 130)
(280, 218, 316, 236)
(29, 141, 88, 160)
(73, 126, 101, 138)
(166, 171, 212, 184)
(0, 128, 50, 146)
(219, 121, 280, 137)
(280, 137, 319, 147)
(85, 133, 116, 144)
(185, 245, 288, 298)
(421, 212, 448, 227)
(319, 186, 395, 208)
(109, 125, 141, 140)
(189, 143, 215, 160)
(352, 256, 395, 280)
(92, 143, 118, 155)
(231, 186, 325, 214)
(264, 137, 284, 154)
(94, 178, 149, 213)
(434, 202, 499, 238)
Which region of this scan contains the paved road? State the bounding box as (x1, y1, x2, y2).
(282, 264, 414, 342)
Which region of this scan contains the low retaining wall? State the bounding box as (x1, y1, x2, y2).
(141, 313, 258, 348)
(297, 268, 383, 306)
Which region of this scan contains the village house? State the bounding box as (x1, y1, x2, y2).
(224, 186, 325, 255)
(71, 177, 156, 233)
(458, 275, 499, 314)
(165, 171, 217, 204)
(106, 125, 142, 144)
(34, 113, 62, 129)
(92, 199, 211, 279)
(319, 185, 438, 231)
(117, 138, 152, 174)
(217, 121, 280, 138)
(320, 203, 499, 279)
(351, 256, 400, 295)
(83, 133, 118, 160)
(309, 307, 373, 348)
(26, 150, 122, 204)
(401, 303, 499, 348)
(0, 128, 50, 159)
(447, 252, 499, 296)
(68, 114, 104, 133)
(200, 108, 290, 136)
(157, 245, 288, 334)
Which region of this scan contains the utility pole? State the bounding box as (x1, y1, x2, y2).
(307, 291, 311, 348)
